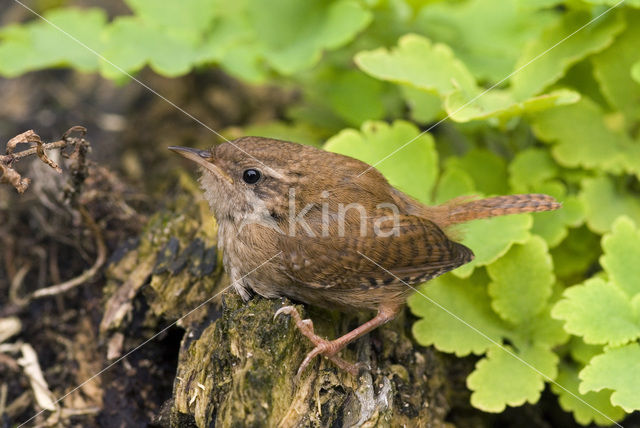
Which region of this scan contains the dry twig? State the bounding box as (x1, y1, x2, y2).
(0, 126, 86, 194)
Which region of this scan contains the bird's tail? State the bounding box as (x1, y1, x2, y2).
(442, 194, 561, 225)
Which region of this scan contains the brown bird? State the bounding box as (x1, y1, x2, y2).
(169, 137, 560, 376)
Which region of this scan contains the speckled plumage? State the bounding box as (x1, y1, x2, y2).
(171, 137, 561, 375)
(191, 137, 559, 311)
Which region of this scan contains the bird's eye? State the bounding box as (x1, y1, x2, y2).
(242, 168, 261, 184)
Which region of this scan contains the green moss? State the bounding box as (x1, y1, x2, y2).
(171, 293, 450, 427)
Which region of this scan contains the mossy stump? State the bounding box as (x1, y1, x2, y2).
(164, 292, 450, 427)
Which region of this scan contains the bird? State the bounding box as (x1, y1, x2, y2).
(169, 136, 561, 376)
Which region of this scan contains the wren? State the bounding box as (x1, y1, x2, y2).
(169, 137, 560, 376)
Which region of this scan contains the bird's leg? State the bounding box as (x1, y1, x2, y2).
(275, 303, 401, 377)
(274, 306, 357, 375)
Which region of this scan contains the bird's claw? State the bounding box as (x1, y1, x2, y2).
(274, 305, 317, 338)
(295, 344, 362, 379)
(274, 304, 370, 379)
(273, 305, 296, 321)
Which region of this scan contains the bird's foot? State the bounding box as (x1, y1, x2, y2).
(274, 305, 364, 377)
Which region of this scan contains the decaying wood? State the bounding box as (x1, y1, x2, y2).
(164, 293, 451, 427)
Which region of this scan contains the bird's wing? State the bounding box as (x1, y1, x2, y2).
(277, 214, 473, 290)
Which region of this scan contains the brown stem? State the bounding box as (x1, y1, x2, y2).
(0, 139, 67, 164)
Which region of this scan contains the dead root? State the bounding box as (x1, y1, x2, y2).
(0, 126, 86, 194)
(10, 207, 107, 305)
(2, 127, 108, 307)
(30, 206, 106, 299)
(0, 126, 146, 426)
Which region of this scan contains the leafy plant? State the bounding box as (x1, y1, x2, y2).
(2, 0, 640, 425)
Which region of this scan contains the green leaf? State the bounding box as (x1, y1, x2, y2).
(356, 33, 579, 123)
(579, 343, 640, 412)
(583, 0, 640, 6)
(400, 86, 443, 124)
(445, 149, 509, 195)
(230, 121, 324, 148)
(511, 10, 624, 100)
(453, 214, 532, 278)
(532, 200, 583, 247)
(444, 87, 580, 123)
(580, 176, 640, 234)
(632, 60, 640, 85)
(519, 0, 565, 8)
(508, 160, 584, 248)
(414, 0, 558, 82)
(487, 236, 554, 324)
(125, 0, 217, 34)
(526, 306, 570, 348)
(324, 120, 438, 203)
(570, 337, 604, 366)
(355, 33, 477, 97)
(600, 216, 640, 297)
(557, 56, 610, 107)
(0, 8, 107, 77)
(530, 181, 584, 248)
(408, 270, 508, 356)
(552, 363, 625, 426)
(592, 10, 640, 120)
(248, 0, 372, 75)
(101, 17, 200, 79)
(531, 97, 633, 175)
(551, 226, 601, 281)
(198, 14, 268, 82)
(467, 344, 558, 412)
(433, 167, 475, 204)
(325, 70, 386, 126)
(0, 0, 373, 82)
(552, 278, 640, 346)
(508, 148, 558, 192)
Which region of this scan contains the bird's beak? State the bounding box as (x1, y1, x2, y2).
(168, 146, 234, 184)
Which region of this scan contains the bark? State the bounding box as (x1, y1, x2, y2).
(101, 194, 454, 427)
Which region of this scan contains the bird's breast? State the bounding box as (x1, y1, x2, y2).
(217, 219, 289, 301)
